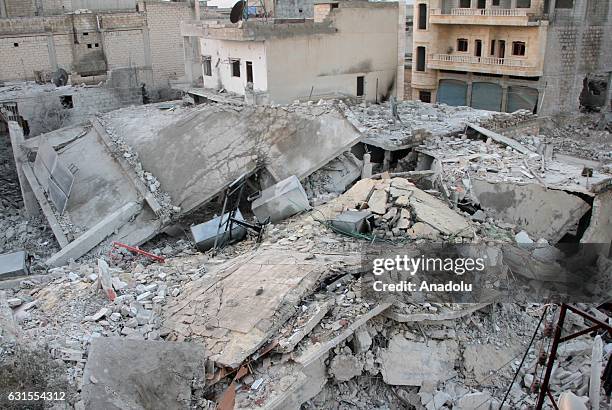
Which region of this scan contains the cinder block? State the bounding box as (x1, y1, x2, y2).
(331, 211, 372, 235)
(190, 210, 247, 251)
(252, 175, 310, 224)
(0, 251, 29, 279)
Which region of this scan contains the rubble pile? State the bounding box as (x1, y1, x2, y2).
(542, 113, 612, 162)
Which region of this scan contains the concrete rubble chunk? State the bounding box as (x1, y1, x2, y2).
(455, 391, 492, 410)
(329, 354, 363, 382)
(81, 337, 206, 410)
(0, 251, 29, 279)
(379, 336, 458, 386)
(351, 326, 372, 354)
(330, 210, 372, 235)
(252, 175, 310, 223)
(408, 188, 472, 237)
(368, 188, 388, 215)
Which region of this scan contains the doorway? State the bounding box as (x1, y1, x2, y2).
(357, 76, 365, 97)
(246, 61, 253, 84)
(498, 40, 506, 59)
(475, 40, 482, 57)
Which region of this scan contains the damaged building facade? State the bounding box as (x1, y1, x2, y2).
(182, 0, 405, 104)
(410, 0, 612, 114)
(0, 0, 193, 96)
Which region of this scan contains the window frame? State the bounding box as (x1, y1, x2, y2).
(457, 38, 469, 53)
(511, 41, 526, 56)
(230, 59, 241, 77)
(203, 56, 212, 77)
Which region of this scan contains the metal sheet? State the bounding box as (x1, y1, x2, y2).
(471, 82, 502, 112)
(506, 86, 539, 113)
(51, 160, 75, 197)
(437, 79, 468, 107)
(48, 177, 69, 215)
(190, 210, 247, 252)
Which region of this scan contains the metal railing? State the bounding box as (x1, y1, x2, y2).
(430, 53, 532, 68)
(429, 8, 528, 17)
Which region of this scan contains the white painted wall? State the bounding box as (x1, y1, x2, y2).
(200, 39, 268, 94)
(265, 3, 401, 103)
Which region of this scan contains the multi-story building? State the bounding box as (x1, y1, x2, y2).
(0, 0, 194, 98)
(410, 0, 612, 115)
(181, 0, 405, 105)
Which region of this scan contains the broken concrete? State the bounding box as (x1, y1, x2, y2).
(252, 175, 310, 223)
(0, 250, 28, 279)
(190, 210, 247, 251)
(81, 337, 206, 410)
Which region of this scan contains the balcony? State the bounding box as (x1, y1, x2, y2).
(429, 8, 532, 26)
(428, 54, 542, 76)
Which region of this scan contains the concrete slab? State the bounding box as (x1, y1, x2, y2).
(252, 175, 309, 223)
(379, 336, 459, 386)
(81, 337, 206, 410)
(0, 291, 18, 343)
(0, 251, 28, 280)
(330, 210, 372, 234)
(471, 179, 591, 242)
(162, 249, 361, 368)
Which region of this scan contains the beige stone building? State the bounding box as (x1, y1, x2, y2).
(0, 0, 194, 98)
(181, 0, 405, 105)
(410, 0, 612, 115)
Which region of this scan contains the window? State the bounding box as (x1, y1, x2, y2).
(356, 76, 365, 97)
(330, 3, 338, 9)
(498, 40, 506, 58)
(490, 40, 496, 56)
(492, 0, 500, 5)
(60, 96, 74, 109)
(246, 61, 253, 84)
(512, 41, 526, 56)
(418, 4, 427, 30)
(83, 32, 89, 36)
(459, 0, 470, 7)
(231, 59, 240, 77)
(474, 39, 482, 57)
(87, 44, 92, 49)
(419, 91, 432, 103)
(457, 38, 468, 52)
(13, 43, 18, 47)
(516, 0, 531, 7)
(477, 0, 485, 8)
(555, 0, 573, 8)
(94, 43, 99, 48)
(416, 46, 426, 72)
(203, 56, 212, 76)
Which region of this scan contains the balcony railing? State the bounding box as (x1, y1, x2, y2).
(430, 8, 528, 17)
(430, 53, 533, 68)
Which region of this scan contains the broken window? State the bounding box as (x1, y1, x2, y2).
(418, 4, 427, 30)
(356, 76, 365, 97)
(13, 43, 18, 47)
(246, 61, 253, 84)
(231, 59, 240, 77)
(555, 0, 573, 8)
(490, 40, 496, 56)
(457, 38, 468, 52)
(60, 95, 74, 109)
(516, 0, 531, 7)
(203, 56, 212, 76)
(416, 46, 426, 72)
(459, 0, 470, 7)
(419, 91, 432, 103)
(512, 41, 526, 56)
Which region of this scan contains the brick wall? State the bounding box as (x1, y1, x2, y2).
(0, 36, 53, 80)
(5, 0, 36, 17)
(103, 29, 147, 69)
(145, 1, 193, 87)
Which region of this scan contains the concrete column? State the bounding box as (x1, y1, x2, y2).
(47, 35, 58, 70)
(501, 85, 509, 112)
(142, 28, 152, 68)
(194, 0, 200, 20)
(0, 0, 7, 18)
(607, 71, 612, 112)
(383, 150, 391, 171)
(466, 81, 473, 106)
(8, 122, 40, 217)
(589, 335, 603, 410)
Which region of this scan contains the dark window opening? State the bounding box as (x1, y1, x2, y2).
(490, 40, 496, 56)
(475, 40, 482, 57)
(512, 41, 526, 56)
(60, 95, 73, 109)
(418, 4, 427, 30)
(87, 44, 92, 49)
(498, 40, 506, 58)
(477, 0, 486, 8)
(83, 32, 89, 36)
(13, 43, 18, 47)
(298, 8, 303, 13)
(492, 0, 500, 5)
(419, 91, 432, 103)
(459, 0, 470, 7)
(94, 43, 99, 48)
(416, 46, 426, 72)
(330, 3, 338, 9)
(356, 76, 365, 97)
(509, 75, 540, 81)
(457, 38, 468, 52)
(231, 59, 240, 77)
(246, 61, 253, 84)
(203, 56, 212, 76)
(555, 0, 573, 8)
(516, 0, 531, 7)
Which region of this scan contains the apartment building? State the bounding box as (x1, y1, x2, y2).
(410, 0, 612, 115)
(181, 0, 405, 105)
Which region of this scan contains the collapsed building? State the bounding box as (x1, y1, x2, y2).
(409, 0, 612, 115)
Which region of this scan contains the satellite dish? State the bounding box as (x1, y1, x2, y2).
(230, 0, 246, 24)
